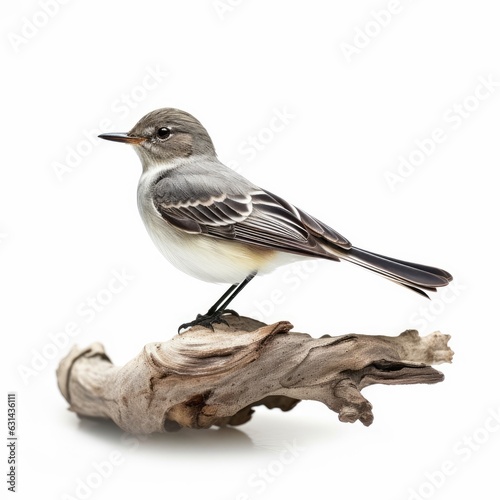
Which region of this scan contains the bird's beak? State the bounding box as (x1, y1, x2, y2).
(98, 132, 146, 145)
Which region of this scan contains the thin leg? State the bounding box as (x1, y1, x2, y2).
(206, 283, 238, 315)
(178, 272, 257, 333)
(215, 272, 256, 312)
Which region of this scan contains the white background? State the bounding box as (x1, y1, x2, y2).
(2, 1, 499, 499)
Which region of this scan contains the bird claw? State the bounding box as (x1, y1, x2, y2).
(178, 309, 239, 333)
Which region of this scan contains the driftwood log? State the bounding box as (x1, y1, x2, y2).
(56, 316, 453, 433)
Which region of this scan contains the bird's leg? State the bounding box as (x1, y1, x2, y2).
(178, 272, 257, 333)
(214, 271, 256, 312)
(205, 284, 239, 316)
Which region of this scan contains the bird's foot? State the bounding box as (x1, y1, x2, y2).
(178, 309, 239, 333)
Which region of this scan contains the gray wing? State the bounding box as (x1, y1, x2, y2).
(152, 173, 351, 260)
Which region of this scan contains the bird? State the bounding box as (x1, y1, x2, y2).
(98, 108, 453, 332)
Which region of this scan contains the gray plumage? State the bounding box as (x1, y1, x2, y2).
(100, 107, 453, 300)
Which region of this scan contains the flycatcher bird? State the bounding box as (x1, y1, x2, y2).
(99, 108, 452, 331)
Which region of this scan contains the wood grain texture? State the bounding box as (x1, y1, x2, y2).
(57, 316, 453, 434)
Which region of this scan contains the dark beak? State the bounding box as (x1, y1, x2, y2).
(98, 132, 146, 145)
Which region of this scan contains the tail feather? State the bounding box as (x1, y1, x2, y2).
(341, 246, 453, 298)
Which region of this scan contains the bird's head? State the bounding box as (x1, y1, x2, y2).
(99, 108, 216, 169)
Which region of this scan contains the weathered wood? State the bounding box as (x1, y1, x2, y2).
(56, 316, 453, 433)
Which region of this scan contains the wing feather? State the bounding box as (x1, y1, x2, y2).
(152, 176, 351, 259)
(149, 168, 452, 294)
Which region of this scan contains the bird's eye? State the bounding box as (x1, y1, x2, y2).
(157, 127, 171, 139)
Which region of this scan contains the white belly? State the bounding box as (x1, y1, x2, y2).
(137, 193, 284, 284)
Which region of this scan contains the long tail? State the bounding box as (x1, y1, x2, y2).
(339, 246, 453, 298)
